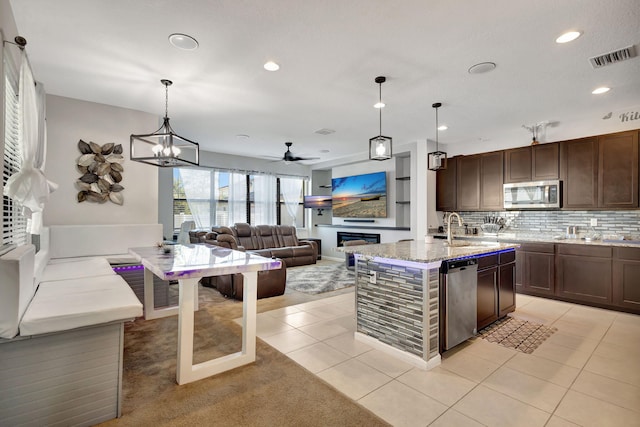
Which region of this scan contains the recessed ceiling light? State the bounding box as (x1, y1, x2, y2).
(592, 87, 610, 94)
(468, 62, 496, 74)
(264, 61, 280, 71)
(236, 134, 250, 139)
(168, 33, 199, 50)
(320, 149, 330, 153)
(374, 102, 385, 109)
(438, 125, 448, 131)
(556, 31, 582, 44)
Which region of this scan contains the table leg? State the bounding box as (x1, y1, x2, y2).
(176, 271, 258, 385)
(143, 268, 199, 320)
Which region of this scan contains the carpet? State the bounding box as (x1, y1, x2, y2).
(478, 316, 557, 354)
(286, 262, 356, 294)
(98, 285, 388, 427)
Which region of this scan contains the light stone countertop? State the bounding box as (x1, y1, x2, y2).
(336, 240, 519, 264)
(431, 231, 640, 248)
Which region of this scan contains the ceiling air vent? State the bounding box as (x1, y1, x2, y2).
(314, 128, 335, 135)
(589, 45, 636, 69)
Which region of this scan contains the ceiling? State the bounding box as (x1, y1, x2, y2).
(9, 0, 640, 165)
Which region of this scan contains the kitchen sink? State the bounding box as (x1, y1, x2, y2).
(444, 241, 500, 248)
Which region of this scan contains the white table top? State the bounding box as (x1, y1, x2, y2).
(129, 244, 282, 281)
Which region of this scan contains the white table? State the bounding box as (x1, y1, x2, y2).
(129, 244, 282, 385)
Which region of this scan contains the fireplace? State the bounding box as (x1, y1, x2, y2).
(337, 232, 381, 247)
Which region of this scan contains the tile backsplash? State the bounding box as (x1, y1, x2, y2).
(439, 210, 640, 239)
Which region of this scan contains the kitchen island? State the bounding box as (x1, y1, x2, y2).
(339, 240, 519, 370)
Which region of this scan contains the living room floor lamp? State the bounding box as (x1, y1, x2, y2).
(428, 102, 447, 171)
(369, 76, 392, 161)
(130, 79, 199, 167)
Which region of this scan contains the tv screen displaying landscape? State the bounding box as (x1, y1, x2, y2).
(331, 171, 387, 218)
(303, 195, 332, 209)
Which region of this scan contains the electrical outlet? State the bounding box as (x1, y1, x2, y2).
(369, 271, 377, 284)
(590, 218, 598, 227)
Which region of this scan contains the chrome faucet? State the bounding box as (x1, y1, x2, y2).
(447, 212, 463, 245)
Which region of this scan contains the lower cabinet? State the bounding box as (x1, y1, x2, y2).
(513, 242, 639, 315)
(477, 250, 516, 330)
(515, 243, 555, 296)
(613, 247, 640, 311)
(556, 244, 612, 305)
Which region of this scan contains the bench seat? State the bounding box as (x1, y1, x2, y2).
(20, 275, 141, 336)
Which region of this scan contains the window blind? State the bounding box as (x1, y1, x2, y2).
(2, 54, 28, 246)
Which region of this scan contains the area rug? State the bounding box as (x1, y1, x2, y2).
(286, 262, 356, 294)
(99, 285, 389, 427)
(478, 316, 557, 354)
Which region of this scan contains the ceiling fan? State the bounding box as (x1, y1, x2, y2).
(278, 142, 320, 162)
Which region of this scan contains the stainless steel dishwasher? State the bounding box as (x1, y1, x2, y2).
(440, 258, 478, 351)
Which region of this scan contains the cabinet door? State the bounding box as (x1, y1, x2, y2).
(477, 267, 498, 330)
(556, 254, 612, 305)
(457, 155, 481, 211)
(532, 143, 559, 180)
(515, 250, 525, 291)
(436, 156, 457, 211)
(612, 247, 640, 312)
(524, 252, 555, 295)
(561, 137, 598, 208)
(480, 151, 504, 210)
(499, 262, 516, 317)
(504, 147, 532, 183)
(613, 259, 640, 312)
(598, 131, 639, 208)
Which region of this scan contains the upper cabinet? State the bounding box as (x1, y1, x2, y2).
(599, 131, 639, 208)
(504, 143, 559, 183)
(457, 155, 481, 211)
(436, 156, 457, 211)
(561, 130, 638, 209)
(435, 129, 638, 212)
(560, 137, 599, 208)
(480, 151, 504, 210)
(452, 152, 503, 212)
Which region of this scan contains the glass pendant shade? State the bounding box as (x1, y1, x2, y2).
(428, 102, 447, 171)
(369, 135, 392, 161)
(369, 76, 392, 161)
(130, 79, 199, 167)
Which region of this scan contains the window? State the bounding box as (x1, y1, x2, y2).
(2, 53, 28, 246)
(172, 168, 306, 231)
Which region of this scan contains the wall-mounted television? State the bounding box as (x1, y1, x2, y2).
(331, 171, 387, 218)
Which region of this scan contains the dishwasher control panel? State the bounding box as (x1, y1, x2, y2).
(440, 258, 478, 273)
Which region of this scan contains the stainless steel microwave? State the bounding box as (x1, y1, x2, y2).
(503, 180, 561, 209)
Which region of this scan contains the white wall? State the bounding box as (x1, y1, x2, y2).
(44, 95, 160, 226)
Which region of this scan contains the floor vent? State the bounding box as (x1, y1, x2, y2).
(589, 45, 636, 69)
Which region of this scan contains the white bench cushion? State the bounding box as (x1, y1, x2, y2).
(41, 257, 115, 282)
(0, 245, 36, 339)
(19, 275, 143, 336)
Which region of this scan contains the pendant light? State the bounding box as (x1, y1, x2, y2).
(130, 79, 200, 167)
(369, 76, 392, 161)
(428, 102, 447, 171)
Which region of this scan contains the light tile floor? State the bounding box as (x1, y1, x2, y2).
(252, 291, 640, 427)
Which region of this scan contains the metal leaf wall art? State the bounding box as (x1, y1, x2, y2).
(76, 139, 125, 205)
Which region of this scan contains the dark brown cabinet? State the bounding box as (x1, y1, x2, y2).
(480, 151, 504, 210)
(504, 143, 559, 183)
(453, 152, 503, 212)
(435, 156, 457, 211)
(498, 251, 516, 317)
(561, 131, 639, 209)
(612, 247, 640, 311)
(556, 244, 612, 305)
(457, 155, 481, 211)
(515, 243, 555, 296)
(598, 131, 639, 208)
(476, 250, 516, 330)
(561, 137, 599, 208)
